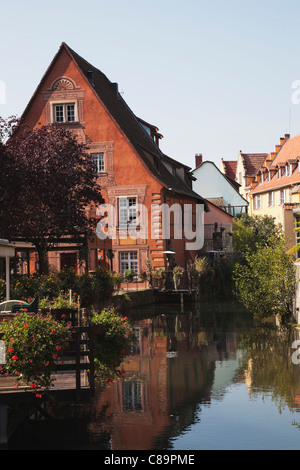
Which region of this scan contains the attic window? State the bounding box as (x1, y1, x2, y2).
(53, 103, 77, 123)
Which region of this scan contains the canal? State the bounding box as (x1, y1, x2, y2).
(7, 299, 300, 450)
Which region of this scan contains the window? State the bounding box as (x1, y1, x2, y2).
(260, 173, 264, 184)
(120, 252, 138, 276)
(122, 380, 142, 411)
(267, 191, 274, 207)
(253, 194, 261, 210)
(278, 167, 281, 179)
(54, 103, 76, 123)
(92, 153, 105, 173)
(119, 197, 137, 226)
(279, 189, 285, 205)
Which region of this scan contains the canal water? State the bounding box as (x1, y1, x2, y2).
(8, 299, 300, 450)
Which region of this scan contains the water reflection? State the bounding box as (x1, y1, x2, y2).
(9, 300, 300, 450)
(87, 301, 300, 450)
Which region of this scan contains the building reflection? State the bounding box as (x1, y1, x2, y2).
(88, 311, 240, 450)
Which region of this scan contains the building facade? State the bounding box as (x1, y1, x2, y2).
(192, 157, 248, 217)
(13, 43, 207, 278)
(249, 133, 300, 254)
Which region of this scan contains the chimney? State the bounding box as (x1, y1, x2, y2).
(110, 82, 118, 95)
(195, 153, 203, 168)
(87, 70, 94, 86)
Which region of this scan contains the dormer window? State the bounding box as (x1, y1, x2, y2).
(278, 167, 281, 179)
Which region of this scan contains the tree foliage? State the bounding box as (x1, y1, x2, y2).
(233, 235, 296, 321)
(232, 213, 283, 254)
(0, 118, 104, 273)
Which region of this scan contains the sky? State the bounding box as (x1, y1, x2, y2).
(1, 0, 300, 170)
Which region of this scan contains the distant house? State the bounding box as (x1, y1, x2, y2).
(220, 151, 268, 201)
(203, 201, 234, 253)
(249, 133, 300, 255)
(10, 42, 207, 279)
(192, 155, 248, 218)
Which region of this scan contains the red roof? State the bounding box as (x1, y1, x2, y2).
(222, 160, 237, 180)
(251, 135, 300, 193)
(241, 153, 268, 177)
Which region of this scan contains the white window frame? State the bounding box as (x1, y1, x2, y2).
(279, 189, 286, 205)
(278, 167, 281, 179)
(253, 194, 262, 210)
(51, 101, 78, 123)
(118, 197, 137, 227)
(92, 153, 105, 174)
(119, 251, 138, 276)
(267, 191, 274, 207)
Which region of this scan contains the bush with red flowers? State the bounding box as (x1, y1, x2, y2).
(0, 312, 71, 393)
(90, 307, 135, 383)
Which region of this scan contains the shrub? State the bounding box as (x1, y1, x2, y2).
(90, 307, 135, 383)
(0, 279, 5, 302)
(0, 312, 71, 393)
(233, 237, 296, 321)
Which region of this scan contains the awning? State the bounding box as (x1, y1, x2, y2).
(0, 239, 15, 257)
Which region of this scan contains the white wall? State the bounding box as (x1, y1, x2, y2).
(193, 161, 247, 209)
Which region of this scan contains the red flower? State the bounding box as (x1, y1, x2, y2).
(121, 349, 126, 355)
(30, 382, 37, 389)
(8, 347, 14, 352)
(24, 324, 28, 328)
(12, 355, 18, 360)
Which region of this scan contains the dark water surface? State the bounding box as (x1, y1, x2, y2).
(8, 300, 300, 450)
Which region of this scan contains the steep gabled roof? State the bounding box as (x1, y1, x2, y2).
(221, 160, 237, 181)
(251, 135, 300, 194)
(241, 153, 267, 177)
(21, 42, 206, 206)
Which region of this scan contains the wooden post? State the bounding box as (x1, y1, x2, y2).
(88, 326, 95, 396)
(75, 328, 81, 401)
(180, 293, 184, 312)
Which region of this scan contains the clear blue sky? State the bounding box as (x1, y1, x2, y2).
(1, 0, 300, 170)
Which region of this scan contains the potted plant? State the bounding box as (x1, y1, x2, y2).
(90, 307, 135, 383)
(172, 266, 184, 290)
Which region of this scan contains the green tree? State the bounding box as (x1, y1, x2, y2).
(232, 213, 283, 254)
(233, 236, 296, 322)
(0, 118, 104, 274)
